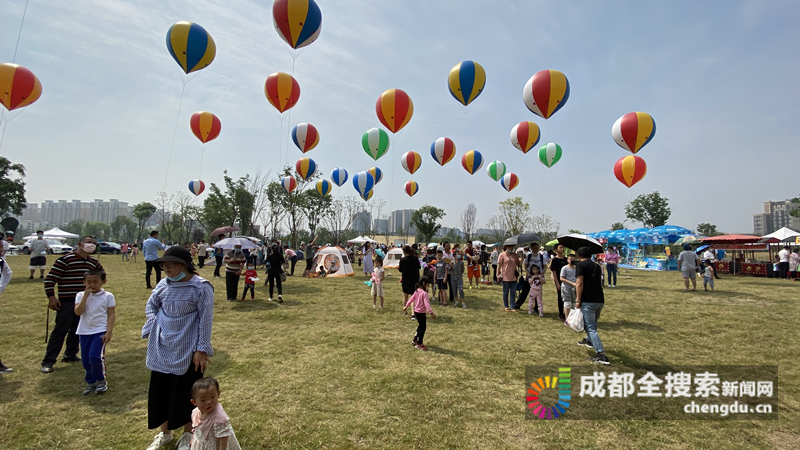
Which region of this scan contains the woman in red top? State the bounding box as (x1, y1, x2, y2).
(497, 244, 521, 312)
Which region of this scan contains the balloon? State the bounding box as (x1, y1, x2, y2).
(291, 123, 319, 153)
(612, 112, 656, 154)
(538, 143, 562, 168)
(375, 89, 413, 133)
(265, 72, 300, 113)
(281, 176, 297, 193)
(166, 22, 216, 74)
(352, 171, 375, 197)
(405, 180, 419, 197)
(614, 155, 647, 188)
(330, 167, 348, 187)
(461, 150, 484, 175)
(295, 157, 317, 180)
(188, 179, 205, 196)
(401, 151, 422, 175)
(362, 128, 390, 160)
(189, 112, 221, 144)
(361, 189, 374, 201)
(272, 0, 322, 50)
(430, 137, 456, 166)
(500, 173, 519, 192)
(0, 63, 42, 111)
(486, 160, 506, 181)
(510, 121, 540, 154)
(368, 167, 383, 185)
(523, 69, 570, 119)
(448, 60, 486, 106)
(316, 179, 332, 196)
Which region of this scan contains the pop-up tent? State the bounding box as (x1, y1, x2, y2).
(384, 247, 403, 268)
(39, 227, 79, 239)
(311, 246, 354, 277)
(347, 236, 378, 245)
(762, 227, 800, 241)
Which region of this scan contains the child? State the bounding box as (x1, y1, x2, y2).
(190, 377, 242, 450)
(241, 264, 257, 301)
(450, 250, 466, 308)
(402, 276, 437, 351)
(434, 250, 449, 306)
(74, 268, 115, 395)
(371, 256, 385, 309)
(702, 259, 715, 291)
(559, 254, 578, 319)
(131, 244, 138, 263)
(528, 265, 545, 316)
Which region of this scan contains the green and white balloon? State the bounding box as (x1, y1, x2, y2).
(538, 143, 562, 168)
(361, 127, 390, 160)
(486, 160, 506, 181)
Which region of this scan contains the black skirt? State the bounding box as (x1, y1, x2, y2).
(147, 366, 203, 430)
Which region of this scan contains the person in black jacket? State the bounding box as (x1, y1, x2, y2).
(265, 244, 286, 303)
(398, 245, 421, 313)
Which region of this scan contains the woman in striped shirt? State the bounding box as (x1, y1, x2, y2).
(142, 246, 214, 450)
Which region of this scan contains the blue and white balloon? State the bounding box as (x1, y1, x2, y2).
(331, 167, 348, 187)
(352, 171, 375, 197)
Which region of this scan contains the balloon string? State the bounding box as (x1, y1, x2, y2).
(0, 120, 9, 153)
(285, 56, 296, 167)
(162, 81, 187, 191)
(199, 147, 205, 178)
(12, 0, 30, 63)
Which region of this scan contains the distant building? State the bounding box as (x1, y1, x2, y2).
(353, 210, 372, 233)
(754, 200, 800, 235)
(373, 218, 389, 234)
(389, 209, 415, 234)
(27, 199, 134, 227)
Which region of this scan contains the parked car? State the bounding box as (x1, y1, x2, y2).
(98, 242, 122, 254)
(22, 238, 73, 255)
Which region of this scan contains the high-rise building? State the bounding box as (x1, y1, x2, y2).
(389, 209, 415, 234)
(37, 199, 133, 226)
(753, 200, 800, 235)
(373, 218, 389, 234)
(353, 210, 372, 232)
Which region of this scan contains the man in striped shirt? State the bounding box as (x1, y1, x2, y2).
(41, 236, 103, 374)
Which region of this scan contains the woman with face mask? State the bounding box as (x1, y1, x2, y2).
(497, 244, 521, 312)
(142, 246, 215, 450)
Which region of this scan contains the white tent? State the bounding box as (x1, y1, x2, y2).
(311, 246, 355, 277)
(39, 227, 79, 239)
(763, 227, 800, 240)
(347, 236, 378, 245)
(384, 247, 403, 268)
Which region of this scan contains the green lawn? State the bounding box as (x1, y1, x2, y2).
(0, 254, 798, 449)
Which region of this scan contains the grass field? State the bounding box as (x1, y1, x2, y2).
(0, 254, 799, 449)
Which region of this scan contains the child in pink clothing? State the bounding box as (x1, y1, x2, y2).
(528, 265, 545, 316)
(402, 276, 437, 351)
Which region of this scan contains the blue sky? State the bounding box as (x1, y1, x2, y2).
(1, 0, 799, 234)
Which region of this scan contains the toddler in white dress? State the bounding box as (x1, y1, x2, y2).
(190, 377, 242, 450)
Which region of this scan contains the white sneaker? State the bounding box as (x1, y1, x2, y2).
(373, 304, 377, 309)
(462, 304, 467, 309)
(528, 311, 533, 315)
(146, 432, 173, 450)
(268, 298, 273, 301)
(176, 432, 192, 450)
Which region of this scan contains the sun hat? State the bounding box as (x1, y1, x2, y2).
(156, 246, 195, 269)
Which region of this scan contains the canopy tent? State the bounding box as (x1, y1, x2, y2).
(471, 240, 496, 249)
(383, 247, 403, 268)
(35, 227, 79, 239)
(311, 246, 354, 277)
(700, 234, 763, 244)
(347, 236, 378, 245)
(762, 227, 800, 241)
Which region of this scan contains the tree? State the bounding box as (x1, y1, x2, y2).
(322, 196, 361, 245)
(568, 229, 582, 234)
(411, 205, 445, 243)
(0, 156, 26, 217)
(498, 197, 531, 236)
(625, 191, 671, 228)
(531, 214, 561, 244)
(202, 172, 256, 236)
(84, 221, 110, 241)
(133, 202, 157, 243)
(697, 223, 722, 237)
(485, 215, 508, 243)
(459, 203, 478, 241)
(245, 169, 272, 236)
(265, 167, 318, 247)
(172, 193, 202, 243)
(301, 188, 332, 238)
(110, 215, 137, 242)
(154, 192, 178, 243)
(610, 222, 626, 231)
(63, 219, 85, 237)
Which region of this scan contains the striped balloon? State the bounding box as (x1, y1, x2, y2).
(486, 160, 506, 181)
(500, 173, 519, 192)
(448, 60, 486, 106)
(368, 167, 383, 185)
(510, 121, 540, 154)
(295, 157, 317, 180)
(188, 179, 205, 196)
(538, 143, 562, 168)
(361, 189, 374, 201)
(461, 150, 484, 175)
(362, 128, 390, 160)
(352, 171, 375, 197)
(375, 89, 414, 133)
(291, 123, 320, 153)
(190, 111, 221, 144)
(265, 72, 300, 113)
(166, 22, 216, 74)
(316, 179, 332, 196)
(330, 167, 348, 187)
(405, 181, 419, 197)
(523, 69, 570, 119)
(272, 0, 322, 50)
(401, 151, 422, 175)
(612, 112, 656, 154)
(430, 137, 456, 166)
(281, 176, 297, 193)
(614, 155, 647, 188)
(0, 63, 42, 111)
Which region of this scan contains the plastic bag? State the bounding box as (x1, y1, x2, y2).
(566, 308, 584, 332)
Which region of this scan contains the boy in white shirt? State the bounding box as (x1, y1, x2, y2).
(74, 268, 116, 395)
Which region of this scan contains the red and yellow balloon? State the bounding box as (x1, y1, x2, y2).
(404, 180, 419, 197)
(376, 89, 413, 133)
(189, 111, 221, 143)
(612, 112, 656, 154)
(522, 69, 570, 120)
(401, 151, 422, 175)
(0, 63, 42, 112)
(614, 155, 647, 188)
(265, 72, 300, 113)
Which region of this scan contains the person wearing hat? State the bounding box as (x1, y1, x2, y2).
(142, 246, 214, 450)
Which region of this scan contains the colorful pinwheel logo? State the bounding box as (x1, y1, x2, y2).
(526, 367, 571, 419)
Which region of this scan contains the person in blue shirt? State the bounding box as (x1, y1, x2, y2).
(143, 230, 166, 289)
